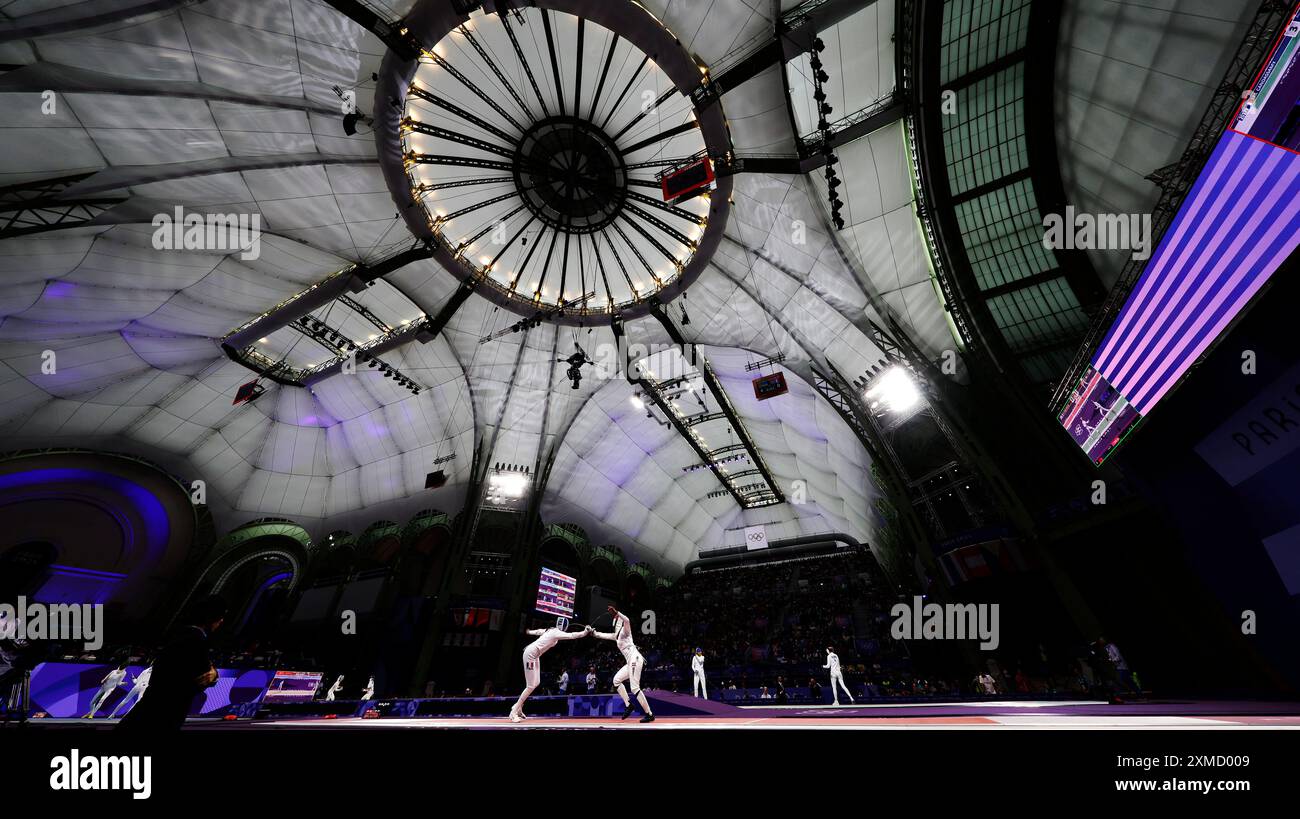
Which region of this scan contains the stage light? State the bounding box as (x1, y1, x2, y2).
(865, 366, 921, 414)
(631, 394, 645, 410)
(487, 470, 529, 499)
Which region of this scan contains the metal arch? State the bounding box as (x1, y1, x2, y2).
(210, 548, 303, 595)
(401, 509, 452, 545)
(166, 520, 315, 629)
(0, 173, 127, 239)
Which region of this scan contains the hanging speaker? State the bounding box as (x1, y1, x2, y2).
(424, 469, 447, 489)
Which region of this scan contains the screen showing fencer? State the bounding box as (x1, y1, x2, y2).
(1059, 1, 1300, 464)
(263, 670, 324, 701)
(535, 567, 576, 618)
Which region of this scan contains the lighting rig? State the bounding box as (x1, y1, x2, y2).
(808, 38, 845, 230)
(682, 451, 749, 473)
(485, 463, 532, 507)
(295, 315, 423, 396)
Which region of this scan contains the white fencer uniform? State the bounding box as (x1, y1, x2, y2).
(691, 650, 707, 699)
(85, 667, 127, 718)
(325, 675, 344, 701)
(511, 619, 589, 722)
(361, 676, 375, 700)
(107, 666, 152, 718)
(824, 650, 854, 704)
(593, 611, 654, 721)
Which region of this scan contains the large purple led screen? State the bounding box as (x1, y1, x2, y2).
(1061, 3, 1300, 462)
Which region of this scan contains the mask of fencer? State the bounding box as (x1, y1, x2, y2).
(556, 616, 570, 631)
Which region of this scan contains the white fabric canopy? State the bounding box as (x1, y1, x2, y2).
(0, 0, 955, 571)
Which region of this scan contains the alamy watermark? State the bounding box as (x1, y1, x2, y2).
(151, 205, 262, 261)
(1043, 206, 1151, 261)
(890, 595, 999, 650)
(0, 597, 104, 651)
(50, 750, 151, 800)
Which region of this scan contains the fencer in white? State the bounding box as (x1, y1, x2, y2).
(84, 666, 128, 718)
(361, 676, 375, 700)
(592, 605, 654, 722)
(325, 674, 344, 701)
(107, 665, 152, 718)
(511, 616, 590, 722)
(824, 647, 854, 705)
(691, 648, 707, 700)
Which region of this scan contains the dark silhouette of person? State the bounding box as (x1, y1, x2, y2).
(116, 595, 227, 732)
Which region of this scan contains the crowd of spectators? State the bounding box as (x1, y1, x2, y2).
(546, 549, 1137, 702)
(550, 549, 920, 700)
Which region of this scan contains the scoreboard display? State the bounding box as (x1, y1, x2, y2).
(263, 670, 325, 701)
(535, 567, 577, 618)
(752, 371, 789, 401)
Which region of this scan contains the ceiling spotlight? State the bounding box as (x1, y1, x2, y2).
(865, 366, 921, 414)
(487, 470, 529, 500)
(630, 394, 645, 410)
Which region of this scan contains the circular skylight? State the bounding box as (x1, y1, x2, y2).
(390, 3, 731, 318)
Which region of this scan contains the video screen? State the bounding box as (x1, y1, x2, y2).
(1061, 2, 1300, 462)
(1233, 12, 1300, 150)
(535, 567, 577, 618)
(25, 663, 276, 717)
(262, 670, 325, 701)
(1057, 365, 1143, 465)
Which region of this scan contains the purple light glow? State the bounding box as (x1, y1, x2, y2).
(43, 281, 75, 299)
(0, 467, 171, 568)
(1091, 131, 1300, 416)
